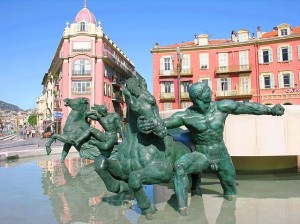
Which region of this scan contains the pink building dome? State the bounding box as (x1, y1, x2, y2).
(74, 7, 96, 24)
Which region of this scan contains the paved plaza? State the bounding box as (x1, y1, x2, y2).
(0, 134, 65, 160)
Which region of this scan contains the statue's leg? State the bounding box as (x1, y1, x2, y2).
(94, 156, 129, 193)
(45, 134, 60, 155)
(174, 152, 209, 215)
(90, 136, 117, 151)
(74, 128, 104, 148)
(61, 143, 72, 163)
(216, 155, 237, 200)
(46, 134, 73, 155)
(128, 160, 173, 219)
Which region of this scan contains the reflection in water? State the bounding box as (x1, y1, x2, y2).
(0, 156, 299, 224)
(39, 157, 132, 224)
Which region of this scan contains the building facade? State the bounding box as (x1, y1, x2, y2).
(38, 3, 136, 132)
(151, 23, 300, 111)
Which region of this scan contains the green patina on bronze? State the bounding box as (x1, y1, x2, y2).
(46, 80, 285, 219)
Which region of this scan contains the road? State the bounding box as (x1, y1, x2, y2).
(0, 134, 63, 153)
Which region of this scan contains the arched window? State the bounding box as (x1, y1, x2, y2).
(73, 59, 91, 76)
(78, 21, 88, 32)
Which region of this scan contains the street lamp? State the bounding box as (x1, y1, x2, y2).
(171, 47, 183, 109)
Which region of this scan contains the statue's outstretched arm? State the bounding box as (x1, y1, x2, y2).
(218, 100, 284, 116)
(164, 111, 185, 129)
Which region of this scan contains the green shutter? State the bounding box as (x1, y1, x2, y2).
(259, 75, 264, 89)
(278, 74, 283, 88)
(160, 58, 164, 71)
(228, 78, 232, 90)
(277, 47, 281, 62)
(269, 49, 273, 63)
(290, 73, 294, 87)
(217, 79, 221, 91)
(258, 49, 263, 64)
(288, 46, 292, 61)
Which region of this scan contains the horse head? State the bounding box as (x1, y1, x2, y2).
(64, 98, 90, 113)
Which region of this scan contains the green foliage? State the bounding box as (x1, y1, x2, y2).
(28, 113, 37, 126)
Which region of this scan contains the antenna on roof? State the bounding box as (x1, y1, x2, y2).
(84, 0, 87, 8)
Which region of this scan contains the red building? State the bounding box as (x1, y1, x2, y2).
(151, 23, 300, 111)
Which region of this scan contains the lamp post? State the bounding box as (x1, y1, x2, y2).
(171, 47, 183, 109)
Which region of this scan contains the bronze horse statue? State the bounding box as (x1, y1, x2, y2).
(92, 78, 194, 219)
(46, 98, 96, 162)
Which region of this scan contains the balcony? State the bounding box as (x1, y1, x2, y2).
(159, 69, 175, 77)
(180, 68, 193, 76)
(72, 70, 91, 76)
(215, 89, 253, 99)
(112, 92, 124, 103)
(72, 88, 92, 95)
(103, 50, 134, 77)
(160, 92, 175, 100)
(180, 92, 190, 100)
(215, 64, 252, 74)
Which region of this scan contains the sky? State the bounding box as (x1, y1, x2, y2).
(0, 0, 299, 110)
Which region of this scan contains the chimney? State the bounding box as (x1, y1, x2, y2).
(257, 26, 262, 39)
(231, 30, 237, 42)
(194, 34, 198, 45)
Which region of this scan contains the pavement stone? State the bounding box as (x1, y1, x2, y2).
(0, 135, 77, 161)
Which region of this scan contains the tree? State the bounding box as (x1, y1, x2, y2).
(28, 113, 37, 127)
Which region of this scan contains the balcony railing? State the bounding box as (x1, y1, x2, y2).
(160, 92, 175, 99)
(216, 89, 253, 97)
(180, 68, 193, 76)
(72, 70, 91, 76)
(159, 70, 175, 76)
(72, 88, 92, 95)
(215, 64, 252, 74)
(103, 50, 135, 75)
(180, 92, 190, 99)
(112, 92, 124, 102)
(72, 48, 91, 53)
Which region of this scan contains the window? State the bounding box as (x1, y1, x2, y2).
(281, 29, 287, 36)
(200, 53, 209, 69)
(278, 72, 294, 88)
(264, 76, 271, 88)
(298, 45, 300, 60)
(72, 81, 91, 94)
(73, 42, 91, 52)
(221, 78, 229, 91)
(282, 48, 288, 61)
(240, 76, 250, 94)
(181, 81, 190, 92)
(108, 84, 111, 97)
(260, 74, 274, 89)
(277, 46, 292, 62)
(104, 82, 107, 96)
(78, 21, 87, 32)
(198, 78, 212, 90)
(217, 77, 231, 92)
(73, 59, 91, 76)
(238, 33, 248, 42)
(218, 53, 228, 70)
(163, 102, 172, 111)
(161, 81, 174, 93)
(160, 57, 173, 75)
(239, 50, 249, 69)
(164, 58, 171, 71)
(182, 55, 191, 74)
(259, 49, 273, 64)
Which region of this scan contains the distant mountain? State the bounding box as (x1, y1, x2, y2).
(0, 100, 23, 112)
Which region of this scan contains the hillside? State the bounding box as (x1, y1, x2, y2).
(0, 100, 23, 112)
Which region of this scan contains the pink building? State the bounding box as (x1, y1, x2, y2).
(151, 24, 300, 111)
(45, 3, 136, 131)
